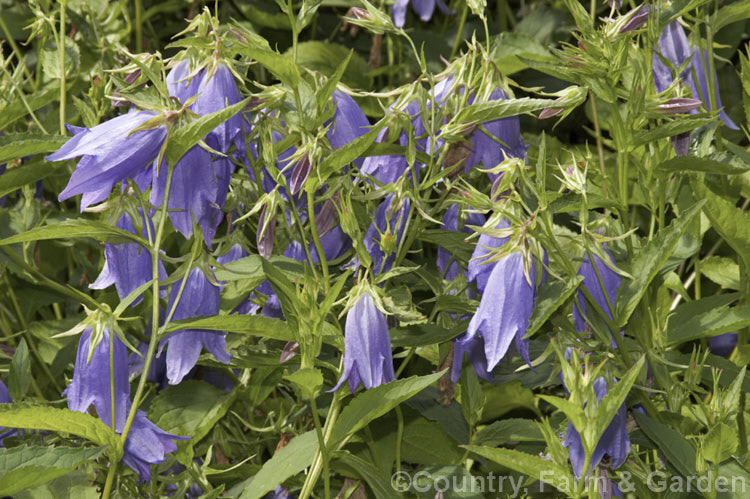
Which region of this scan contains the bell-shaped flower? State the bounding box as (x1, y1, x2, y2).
(47, 111, 167, 210)
(653, 22, 738, 129)
(64, 327, 187, 482)
(464, 251, 537, 370)
(332, 291, 396, 392)
(329, 91, 370, 169)
(466, 218, 511, 294)
(90, 210, 167, 306)
(364, 194, 410, 276)
(450, 334, 494, 385)
(392, 0, 454, 28)
(150, 146, 229, 246)
(158, 268, 231, 385)
(359, 126, 411, 186)
(0, 379, 18, 446)
(563, 377, 629, 478)
(437, 204, 485, 281)
(573, 247, 622, 345)
(166, 59, 202, 105)
(192, 63, 244, 153)
(709, 332, 738, 357)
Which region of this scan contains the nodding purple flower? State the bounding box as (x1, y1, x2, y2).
(464, 251, 537, 370)
(47, 111, 166, 211)
(573, 247, 622, 345)
(150, 147, 229, 246)
(619, 5, 650, 33)
(563, 377, 629, 478)
(158, 268, 231, 385)
(437, 204, 486, 281)
(709, 333, 738, 357)
(64, 327, 187, 482)
(653, 22, 738, 130)
(364, 194, 411, 276)
(392, 0, 454, 28)
(466, 219, 511, 294)
(450, 334, 494, 385)
(90, 210, 167, 306)
(289, 154, 312, 196)
(332, 291, 396, 392)
(329, 91, 370, 169)
(0, 379, 18, 446)
(464, 89, 528, 182)
(360, 127, 411, 186)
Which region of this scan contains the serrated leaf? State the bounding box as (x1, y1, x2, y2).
(239, 431, 318, 499)
(9, 339, 30, 400)
(473, 418, 545, 446)
(0, 134, 69, 164)
(463, 445, 573, 494)
(165, 97, 250, 166)
(329, 372, 444, 448)
(234, 46, 300, 88)
(614, 201, 704, 327)
(331, 453, 399, 499)
(634, 412, 696, 476)
(702, 256, 741, 290)
(703, 423, 738, 464)
(390, 323, 459, 348)
(456, 97, 554, 123)
(0, 405, 121, 454)
(656, 156, 750, 175)
(525, 276, 583, 338)
(0, 445, 105, 496)
(289, 42, 371, 90)
(667, 303, 750, 345)
(39, 38, 80, 80)
(633, 117, 711, 147)
(0, 158, 69, 199)
(0, 219, 149, 246)
(164, 314, 292, 342)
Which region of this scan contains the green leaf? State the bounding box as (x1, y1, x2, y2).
(419, 229, 474, 263)
(0, 445, 105, 496)
(0, 219, 149, 246)
(656, 156, 750, 175)
(463, 445, 573, 494)
(667, 303, 750, 345)
(401, 414, 464, 466)
(0, 158, 68, 198)
(614, 201, 704, 327)
(9, 338, 30, 400)
(329, 372, 444, 448)
(473, 418, 545, 446)
(39, 38, 80, 79)
(390, 323, 459, 348)
(490, 32, 552, 75)
(525, 276, 583, 338)
(634, 411, 696, 476)
(318, 124, 384, 184)
(703, 423, 738, 464)
(289, 41, 371, 90)
(165, 97, 250, 166)
(632, 117, 711, 147)
(148, 380, 236, 463)
(260, 259, 300, 332)
(0, 405, 121, 454)
(716, 0, 750, 30)
(331, 453, 398, 499)
(239, 431, 318, 499)
(692, 177, 750, 270)
(701, 256, 741, 290)
(592, 355, 645, 447)
(11, 470, 100, 499)
(0, 134, 69, 164)
(284, 368, 324, 397)
(164, 314, 292, 342)
(456, 97, 554, 123)
(460, 358, 484, 427)
(234, 46, 300, 88)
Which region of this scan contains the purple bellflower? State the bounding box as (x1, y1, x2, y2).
(263, 485, 295, 499)
(437, 204, 486, 281)
(47, 111, 166, 210)
(332, 291, 396, 392)
(464, 251, 537, 370)
(573, 248, 623, 345)
(158, 268, 231, 385)
(329, 91, 370, 169)
(563, 377, 630, 478)
(653, 22, 738, 130)
(709, 333, 738, 357)
(363, 194, 411, 276)
(64, 327, 187, 481)
(0, 379, 18, 446)
(450, 334, 494, 385)
(90, 210, 167, 305)
(466, 218, 511, 294)
(392, 0, 454, 28)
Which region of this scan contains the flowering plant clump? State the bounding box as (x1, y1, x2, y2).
(0, 0, 749, 497)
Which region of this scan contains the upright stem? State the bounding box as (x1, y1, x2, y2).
(0, 14, 34, 85)
(59, 0, 67, 136)
(299, 390, 341, 499)
(309, 396, 330, 498)
(307, 191, 329, 286)
(450, 3, 468, 60)
(135, 0, 143, 52)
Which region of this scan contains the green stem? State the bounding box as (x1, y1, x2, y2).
(299, 390, 341, 499)
(59, 0, 67, 136)
(0, 13, 34, 85)
(135, 0, 143, 52)
(101, 329, 119, 499)
(395, 405, 404, 475)
(307, 190, 329, 286)
(0, 63, 49, 134)
(450, 3, 468, 60)
(309, 396, 330, 499)
(102, 461, 117, 499)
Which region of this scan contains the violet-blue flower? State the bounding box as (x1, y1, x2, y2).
(158, 268, 231, 385)
(90, 210, 167, 305)
(709, 333, 738, 357)
(437, 204, 486, 281)
(573, 247, 622, 344)
(329, 91, 370, 169)
(47, 110, 166, 210)
(332, 291, 396, 392)
(563, 377, 630, 478)
(64, 327, 187, 481)
(0, 379, 18, 446)
(466, 218, 511, 294)
(464, 251, 537, 370)
(450, 334, 494, 385)
(392, 0, 454, 28)
(363, 194, 411, 276)
(653, 22, 738, 129)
